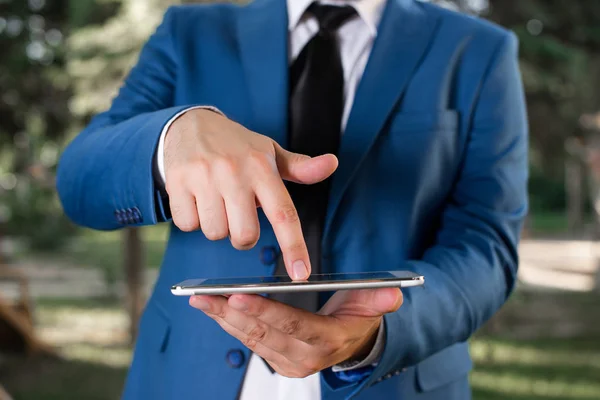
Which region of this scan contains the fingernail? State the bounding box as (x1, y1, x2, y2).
(292, 260, 308, 280)
(191, 296, 210, 311)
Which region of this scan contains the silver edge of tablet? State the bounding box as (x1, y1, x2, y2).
(170, 277, 424, 296)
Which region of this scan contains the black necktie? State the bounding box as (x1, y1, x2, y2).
(271, 4, 357, 313)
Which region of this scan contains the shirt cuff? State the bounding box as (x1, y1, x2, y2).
(155, 105, 224, 186)
(331, 319, 386, 372)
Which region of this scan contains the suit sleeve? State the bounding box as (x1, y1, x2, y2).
(56, 7, 192, 230)
(341, 32, 528, 394)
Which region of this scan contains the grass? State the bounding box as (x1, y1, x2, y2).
(527, 211, 596, 236)
(2, 295, 600, 400)
(470, 337, 600, 400)
(2, 356, 128, 400)
(5, 336, 600, 400)
(4, 211, 598, 398)
(1, 297, 129, 400)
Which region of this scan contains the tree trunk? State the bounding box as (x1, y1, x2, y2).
(124, 227, 144, 345)
(565, 157, 583, 237)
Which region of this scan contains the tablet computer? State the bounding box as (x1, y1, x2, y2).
(171, 270, 424, 296)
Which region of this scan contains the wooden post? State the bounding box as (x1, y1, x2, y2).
(565, 156, 583, 236)
(124, 228, 144, 344)
(565, 137, 585, 237)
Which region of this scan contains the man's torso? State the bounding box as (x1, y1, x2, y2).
(124, 1, 509, 398)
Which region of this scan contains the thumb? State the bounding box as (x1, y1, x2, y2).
(274, 143, 338, 184)
(319, 288, 403, 318)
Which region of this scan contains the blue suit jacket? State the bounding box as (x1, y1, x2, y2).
(56, 0, 528, 398)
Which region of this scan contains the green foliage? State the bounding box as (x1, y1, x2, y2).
(2, 179, 77, 250)
(3, 0, 600, 249)
(69, 0, 122, 29)
(488, 0, 600, 176)
(0, 0, 116, 250)
(66, 0, 245, 119)
(0, 0, 170, 250)
(0, 1, 71, 149)
(67, 0, 178, 118)
(528, 163, 566, 212)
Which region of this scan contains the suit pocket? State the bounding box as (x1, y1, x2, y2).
(144, 300, 171, 353)
(416, 342, 472, 392)
(388, 110, 459, 135)
(375, 110, 461, 197)
(123, 301, 172, 399)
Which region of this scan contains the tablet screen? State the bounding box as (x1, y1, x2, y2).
(175, 271, 420, 289)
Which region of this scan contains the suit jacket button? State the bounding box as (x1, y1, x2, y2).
(114, 210, 124, 224)
(125, 208, 133, 224)
(226, 349, 245, 368)
(260, 246, 278, 266)
(133, 207, 142, 223)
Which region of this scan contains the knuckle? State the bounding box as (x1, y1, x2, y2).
(246, 323, 268, 343)
(201, 210, 229, 241)
(186, 160, 210, 184)
(165, 169, 187, 194)
(247, 150, 275, 173)
(320, 340, 340, 357)
(273, 204, 299, 225)
(204, 226, 228, 241)
(192, 158, 210, 172)
(231, 228, 260, 250)
(241, 337, 258, 350)
(280, 317, 302, 336)
(178, 222, 199, 233)
(199, 206, 215, 219)
(288, 152, 308, 166)
(303, 333, 322, 346)
(213, 157, 240, 177)
(215, 308, 227, 320)
(174, 216, 199, 232)
(286, 242, 307, 256)
(248, 300, 267, 317)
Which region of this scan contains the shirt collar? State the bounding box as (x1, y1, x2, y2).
(287, 0, 386, 37)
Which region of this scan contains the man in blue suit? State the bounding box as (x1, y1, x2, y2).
(56, 0, 528, 398)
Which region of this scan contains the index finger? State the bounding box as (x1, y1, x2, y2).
(253, 171, 310, 281)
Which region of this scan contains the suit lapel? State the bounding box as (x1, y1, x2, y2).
(235, 0, 289, 146)
(323, 0, 441, 241)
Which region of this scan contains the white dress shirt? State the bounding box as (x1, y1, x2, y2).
(156, 1, 387, 398)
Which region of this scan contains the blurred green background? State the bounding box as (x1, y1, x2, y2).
(1, 0, 600, 399)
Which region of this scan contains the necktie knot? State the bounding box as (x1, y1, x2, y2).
(309, 3, 357, 34)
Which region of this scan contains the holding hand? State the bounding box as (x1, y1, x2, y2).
(189, 288, 403, 378)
